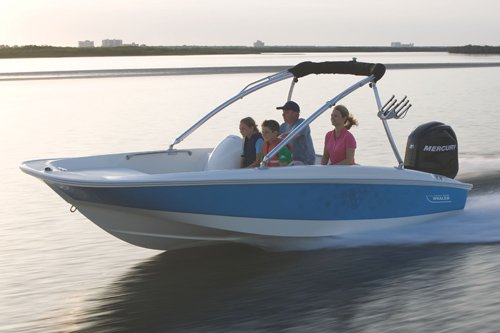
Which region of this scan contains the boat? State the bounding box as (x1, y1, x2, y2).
(20, 60, 473, 251)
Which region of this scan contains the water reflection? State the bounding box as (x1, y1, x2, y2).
(74, 243, 478, 333)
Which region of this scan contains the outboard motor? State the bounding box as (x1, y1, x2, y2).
(404, 121, 459, 179)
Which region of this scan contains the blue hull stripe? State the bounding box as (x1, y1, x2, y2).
(52, 183, 468, 220)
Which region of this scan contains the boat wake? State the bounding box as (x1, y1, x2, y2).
(269, 166, 500, 252)
(267, 191, 500, 252)
(336, 191, 500, 245)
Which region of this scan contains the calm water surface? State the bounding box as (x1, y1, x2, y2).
(1, 53, 500, 332)
(2, 51, 500, 73)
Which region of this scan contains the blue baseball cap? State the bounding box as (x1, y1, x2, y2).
(276, 101, 300, 113)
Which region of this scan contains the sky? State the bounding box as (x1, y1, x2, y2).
(1, 0, 499, 47)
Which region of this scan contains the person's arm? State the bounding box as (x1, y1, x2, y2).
(321, 131, 330, 165)
(335, 148, 355, 165)
(247, 138, 264, 168)
(321, 145, 330, 165)
(247, 160, 260, 168)
(278, 146, 292, 166)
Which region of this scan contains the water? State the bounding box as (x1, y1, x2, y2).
(2, 52, 500, 73)
(1, 52, 500, 332)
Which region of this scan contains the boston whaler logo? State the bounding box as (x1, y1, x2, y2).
(426, 193, 452, 204)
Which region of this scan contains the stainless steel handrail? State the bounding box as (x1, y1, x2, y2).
(126, 149, 192, 160)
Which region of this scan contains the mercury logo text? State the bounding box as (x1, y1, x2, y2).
(423, 145, 456, 152)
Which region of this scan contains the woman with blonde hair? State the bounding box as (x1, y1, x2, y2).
(321, 105, 358, 165)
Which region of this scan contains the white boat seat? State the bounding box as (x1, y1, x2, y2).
(205, 135, 243, 171)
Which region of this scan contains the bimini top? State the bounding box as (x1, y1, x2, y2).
(288, 61, 386, 82)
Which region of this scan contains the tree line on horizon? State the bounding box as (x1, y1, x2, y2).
(448, 44, 500, 54)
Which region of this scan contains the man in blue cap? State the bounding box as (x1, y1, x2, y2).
(276, 101, 316, 165)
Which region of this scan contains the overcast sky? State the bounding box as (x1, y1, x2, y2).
(1, 0, 499, 47)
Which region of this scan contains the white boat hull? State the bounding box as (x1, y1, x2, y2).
(70, 192, 464, 251)
(21, 140, 472, 251)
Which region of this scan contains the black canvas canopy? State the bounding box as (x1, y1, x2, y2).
(288, 61, 386, 82)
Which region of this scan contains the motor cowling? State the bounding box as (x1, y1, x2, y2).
(403, 121, 459, 179)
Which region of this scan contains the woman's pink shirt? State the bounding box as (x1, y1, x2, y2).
(324, 128, 356, 165)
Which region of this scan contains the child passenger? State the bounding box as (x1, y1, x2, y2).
(239, 117, 263, 168)
(260, 120, 292, 167)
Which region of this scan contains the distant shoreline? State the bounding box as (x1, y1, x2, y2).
(0, 45, 490, 59)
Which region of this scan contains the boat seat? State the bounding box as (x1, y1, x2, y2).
(205, 135, 243, 171)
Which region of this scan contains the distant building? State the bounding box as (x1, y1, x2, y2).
(391, 42, 414, 48)
(102, 39, 123, 48)
(254, 40, 265, 48)
(78, 40, 95, 48)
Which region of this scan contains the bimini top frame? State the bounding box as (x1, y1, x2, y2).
(168, 70, 294, 149)
(168, 60, 409, 168)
